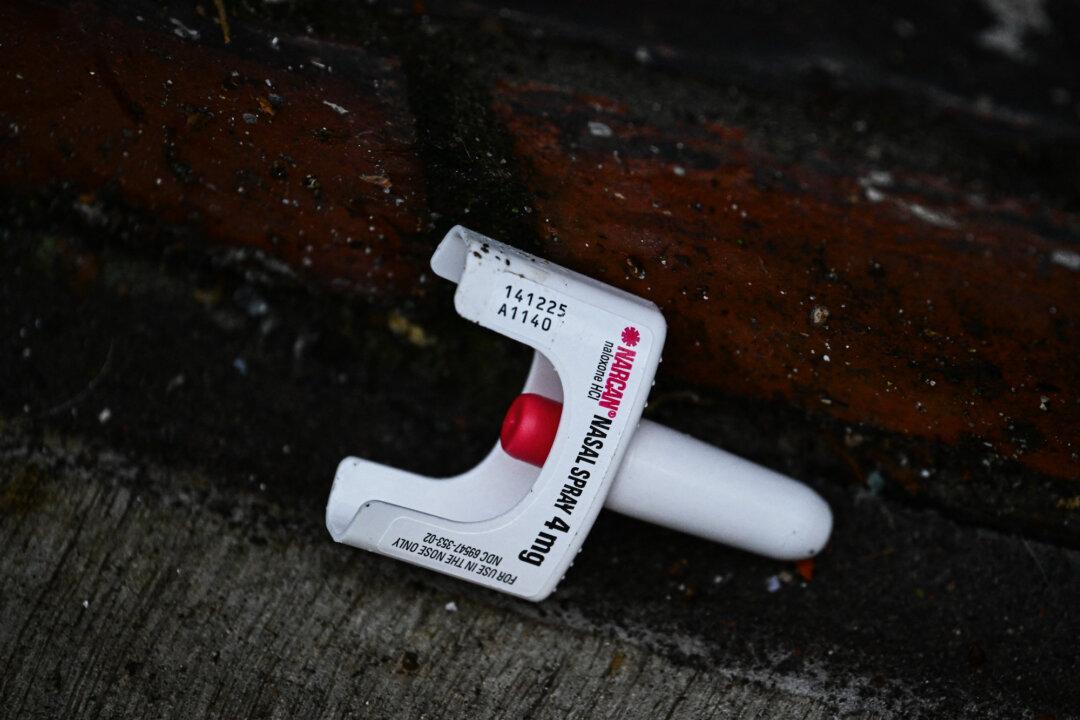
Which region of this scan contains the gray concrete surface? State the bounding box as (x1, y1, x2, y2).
(0, 432, 899, 719)
(5, 425, 1078, 718)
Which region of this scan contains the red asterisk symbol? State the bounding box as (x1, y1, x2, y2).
(621, 326, 640, 347)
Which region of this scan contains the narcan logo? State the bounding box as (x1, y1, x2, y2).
(598, 327, 639, 418)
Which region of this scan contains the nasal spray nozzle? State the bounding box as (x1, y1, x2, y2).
(326, 226, 832, 601)
(500, 393, 832, 561)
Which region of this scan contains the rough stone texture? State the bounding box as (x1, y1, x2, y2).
(0, 436, 854, 719)
(2, 432, 1077, 719)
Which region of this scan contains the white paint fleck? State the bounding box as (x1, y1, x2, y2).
(634, 46, 652, 64)
(169, 18, 201, 41)
(906, 203, 959, 229)
(98, 408, 111, 424)
(861, 170, 894, 187)
(322, 100, 348, 115)
(765, 575, 782, 593)
(672, 165, 686, 177)
(82, 600, 90, 609)
(588, 121, 613, 138)
(1050, 249, 1080, 271)
(444, 601, 458, 613)
(859, 171, 893, 201)
(978, 0, 1049, 62)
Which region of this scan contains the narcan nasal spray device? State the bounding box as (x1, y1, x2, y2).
(327, 226, 832, 601)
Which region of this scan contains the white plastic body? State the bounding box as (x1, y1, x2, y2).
(326, 225, 833, 602)
(327, 226, 666, 601)
(603, 420, 832, 560)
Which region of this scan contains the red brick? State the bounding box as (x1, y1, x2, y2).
(493, 81, 1078, 482)
(0, 3, 430, 297)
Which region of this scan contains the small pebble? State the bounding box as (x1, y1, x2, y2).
(587, 121, 613, 138)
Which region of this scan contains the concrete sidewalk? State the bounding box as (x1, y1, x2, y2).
(2, 427, 1076, 718)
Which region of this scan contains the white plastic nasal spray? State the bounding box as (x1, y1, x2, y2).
(326, 226, 832, 601)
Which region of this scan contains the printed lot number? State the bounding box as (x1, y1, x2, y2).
(498, 285, 567, 332)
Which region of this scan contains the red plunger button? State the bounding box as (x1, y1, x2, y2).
(500, 393, 563, 467)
